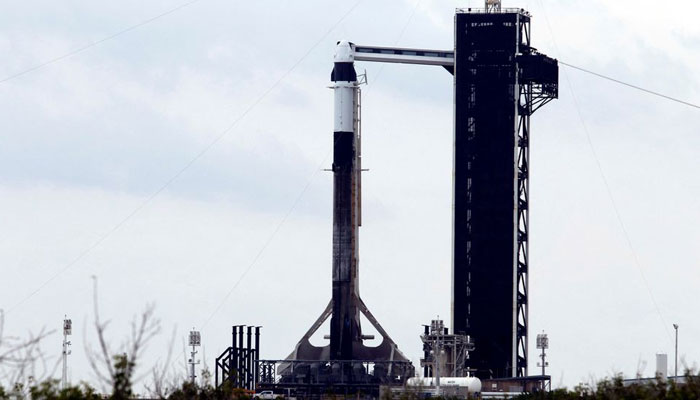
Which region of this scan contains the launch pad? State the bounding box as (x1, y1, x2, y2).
(217, 2, 558, 396)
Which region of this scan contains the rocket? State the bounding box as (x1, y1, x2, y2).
(329, 40, 362, 361)
(282, 41, 410, 372)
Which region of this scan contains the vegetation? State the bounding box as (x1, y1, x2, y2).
(0, 355, 270, 400)
(0, 376, 251, 399)
(0, 281, 256, 399)
(3, 285, 700, 398)
(516, 373, 700, 400)
(3, 371, 700, 399)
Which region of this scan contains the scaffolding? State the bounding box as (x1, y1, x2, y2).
(420, 319, 475, 378)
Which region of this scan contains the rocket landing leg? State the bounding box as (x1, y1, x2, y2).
(283, 294, 409, 364)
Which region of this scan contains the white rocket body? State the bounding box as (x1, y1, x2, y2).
(334, 82, 355, 132)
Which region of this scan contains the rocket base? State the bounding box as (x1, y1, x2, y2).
(267, 294, 413, 391)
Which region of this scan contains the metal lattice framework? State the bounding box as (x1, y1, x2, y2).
(515, 15, 531, 379)
(485, 0, 502, 13)
(516, 79, 530, 377)
(516, 84, 556, 375)
(515, 16, 557, 377)
(420, 320, 475, 378)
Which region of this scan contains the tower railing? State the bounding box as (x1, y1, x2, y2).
(456, 8, 531, 16)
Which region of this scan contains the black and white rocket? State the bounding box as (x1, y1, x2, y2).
(329, 40, 362, 361)
(283, 41, 409, 369)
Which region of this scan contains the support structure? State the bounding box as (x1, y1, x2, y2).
(420, 319, 474, 379)
(188, 329, 201, 385)
(673, 323, 679, 378)
(452, 8, 557, 378)
(536, 331, 549, 383)
(355, 7, 557, 378)
(486, 0, 502, 13)
(215, 325, 260, 391)
(61, 317, 72, 390)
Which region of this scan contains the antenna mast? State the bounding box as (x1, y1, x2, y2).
(61, 316, 72, 390)
(188, 329, 201, 385)
(485, 0, 502, 12)
(536, 332, 549, 389)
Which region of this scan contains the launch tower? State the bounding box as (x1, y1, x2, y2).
(348, 5, 558, 379)
(452, 7, 558, 378)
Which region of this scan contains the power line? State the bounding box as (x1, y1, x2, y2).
(7, 0, 365, 314)
(559, 61, 700, 110)
(366, 0, 422, 87)
(561, 71, 673, 344)
(0, 0, 203, 85)
(537, 0, 673, 343)
(10, 0, 688, 339)
(199, 155, 329, 328)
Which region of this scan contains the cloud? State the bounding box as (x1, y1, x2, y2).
(0, 0, 699, 392)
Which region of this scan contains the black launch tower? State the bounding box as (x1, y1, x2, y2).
(452, 7, 558, 378)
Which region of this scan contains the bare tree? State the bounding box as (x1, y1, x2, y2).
(84, 277, 160, 398)
(0, 309, 56, 394)
(200, 345, 212, 389)
(144, 326, 179, 398)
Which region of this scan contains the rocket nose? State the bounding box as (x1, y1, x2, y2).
(334, 40, 354, 63)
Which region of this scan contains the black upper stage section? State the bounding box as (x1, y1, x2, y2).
(452, 9, 557, 379)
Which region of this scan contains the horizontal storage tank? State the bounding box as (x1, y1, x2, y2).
(406, 377, 482, 393)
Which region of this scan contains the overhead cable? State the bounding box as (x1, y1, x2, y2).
(538, 0, 673, 343)
(559, 61, 700, 110)
(0, 0, 203, 85)
(200, 0, 424, 328)
(8, 0, 365, 314)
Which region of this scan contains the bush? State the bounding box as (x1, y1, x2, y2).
(516, 371, 700, 400)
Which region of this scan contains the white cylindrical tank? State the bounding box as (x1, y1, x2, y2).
(656, 353, 668, 380)
(406, 377, 482, 394)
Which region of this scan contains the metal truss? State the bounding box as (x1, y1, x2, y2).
(515, 83, 556, 378)
(515, 82, 530, 378)
(485, 0, 502, 13)
(514, 13, 557, 377)
(420, 320, 475, 378)
(514, 14, 530, 378)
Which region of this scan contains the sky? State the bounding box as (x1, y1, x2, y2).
(0, 0, 699, 393)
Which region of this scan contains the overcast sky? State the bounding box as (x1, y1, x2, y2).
(1, 0, 699, 393)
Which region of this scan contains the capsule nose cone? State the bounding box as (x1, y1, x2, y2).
(334, 40, 354, 63)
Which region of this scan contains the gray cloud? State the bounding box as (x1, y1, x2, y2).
(0, 0, 698, 393)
